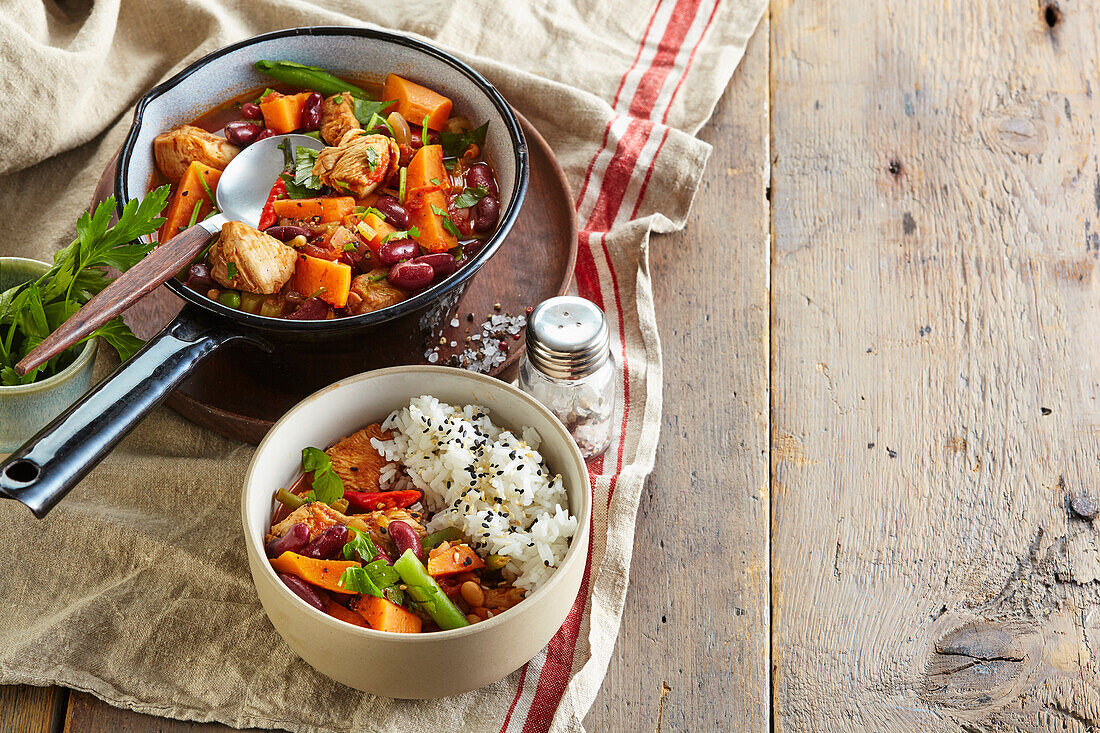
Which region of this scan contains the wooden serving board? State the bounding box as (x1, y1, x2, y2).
(91, 113, 577, 444)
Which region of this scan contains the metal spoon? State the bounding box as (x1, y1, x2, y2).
(15, 133, 325, 376)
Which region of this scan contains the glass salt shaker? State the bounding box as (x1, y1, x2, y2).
(519, 296, 615, 460)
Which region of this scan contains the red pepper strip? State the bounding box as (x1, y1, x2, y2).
(258, 177, 286, 230)
(343, 489, 422, 512)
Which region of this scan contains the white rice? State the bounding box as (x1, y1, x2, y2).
(371, 395, 577, 591)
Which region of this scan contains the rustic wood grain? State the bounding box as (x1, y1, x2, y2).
(583, 20, 771, 732)
(770, 0, 1100, 730)
(0, 685, 63, 733)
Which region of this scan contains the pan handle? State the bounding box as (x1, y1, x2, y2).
(0, 305, 265, 517)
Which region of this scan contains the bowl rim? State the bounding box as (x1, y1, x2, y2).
(115, 25, 529, 334)
(241, 365, 592, 641)
(0, 257, 97, 394)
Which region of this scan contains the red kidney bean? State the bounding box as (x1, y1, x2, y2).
(286, 297, 329, 320)
(264, 225, 309, 241)
(300, 524, 349, 560)
(463, 239, 485, 259)
(413, 252, 457, 281)
(379, 238, 418, 266)
(301, 92, 323, 131)
(370, 125, 393, 137)
(224, 120, 261, 146)
(254, 127, 276, 143)
(464, 162, 498, 197)
(241, 101, 263, 120)
(186, 263, 214, 290)
(278, 572, 326, 611)
(387, 260, 434, 290)
(265, 522, 310, 557)
(473, 196, 500, 233)
(387, 521, 422, 560)
(340, 251, 361, 269)
(373, 195, 410, 228)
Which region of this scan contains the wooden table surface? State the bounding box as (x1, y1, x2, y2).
(9, 1, 1100, 730)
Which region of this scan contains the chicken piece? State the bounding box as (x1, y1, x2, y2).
(325, 423, 392, 492)
(346, 274, 405, 315)
(266, 501, 344, 544)
(208, 221, 297, 294)
(320, 93, 361, 146)
(482, 585, 527, 611)
(350, 508, 426, 554)
(311, 132, 399, 197)
(153, 124, 239, 181)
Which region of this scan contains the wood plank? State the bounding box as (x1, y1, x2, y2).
(771, 0, 1100, 730)
(0, 685, 63, 733)
(584, 19, 771, 731)
(63, 691, 269, 732)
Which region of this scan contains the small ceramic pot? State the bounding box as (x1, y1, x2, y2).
(0, 258, 96, 452)
(242, 366, 590, 698)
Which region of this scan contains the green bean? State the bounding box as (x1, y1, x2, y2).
(393, 549, 469, 630)
(485, 554, 510, 571)
(276, 487, 308, 510)
(254, 60, 373, 99)
(422, 526, 464, 551)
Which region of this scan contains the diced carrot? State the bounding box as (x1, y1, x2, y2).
(353, 595, 423, 633)
(322, 592, 370, 628)
(405, 145, 447, 193)
(355, 212, 397, 256)
(272, 196, 356, 223)
(270, 551, 361, 594)
(260, 91, 312, 134)
(407, 188, 458, 253)
(159, 162, 221, 240)
(290, 253, 352, 308)
(383, 74, 452, 132)
(427, 543, 486, 577)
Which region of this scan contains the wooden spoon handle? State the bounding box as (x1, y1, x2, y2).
(15, 221, 219, 376)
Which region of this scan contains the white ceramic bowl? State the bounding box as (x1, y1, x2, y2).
(241, 366, 590, 699)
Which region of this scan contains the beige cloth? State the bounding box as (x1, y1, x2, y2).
(0, 1, 765, 730)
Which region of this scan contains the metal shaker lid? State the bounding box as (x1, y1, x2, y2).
(526, 296, 610, 380)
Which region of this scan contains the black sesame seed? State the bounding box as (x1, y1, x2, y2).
(544, 560, 550, 567)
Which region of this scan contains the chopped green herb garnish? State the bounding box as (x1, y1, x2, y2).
(452, 185, 489, 209)
(363, 206, 386, 220)
(226, 262, 238, 280)
(381, 226, 421, 245)
(301, 446, 344, 505)
(339, 566, 381, 596)
(186, 201, 203, 228)
(353, 98, 394, 125)
(196, 173, 218, 210)
(398, 167, 407, 204)
(430, 203, 448, 217)
(255, 87, 278, 103)
(441, 217, 461, 238)
(368, 271, 389, 282)
(364, 145, 381, 172)
(366, 112, 395, 137)
(293, 146, 322, 190)
(333, 94, 344, 105)
(343, 531, 379, 563)
(421, 115, 431, 148)
(440, 121, 488, 158)
(429, 177, 442, 186)
(341, 241, 358, 253)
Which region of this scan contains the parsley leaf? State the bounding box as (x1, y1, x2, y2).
(226, 262, 238, 280)
(381, 226, 421, 245)
(430, 203, 463, 238)
(293, 146, 322, 190)
(429, 177, 441, 186)
(352, 98, 394, 125)
(301, 446, 344, 505)
(363, 145, 381, 172)
(452, 185, 489, 209)
(342, 241, 358, 252)
(343, 530, 379, 563)
(339, 566, 382, 596)
(440, 121, 488, 158)
(0, 187, 170, 385)
(421, 115, 431, 148)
